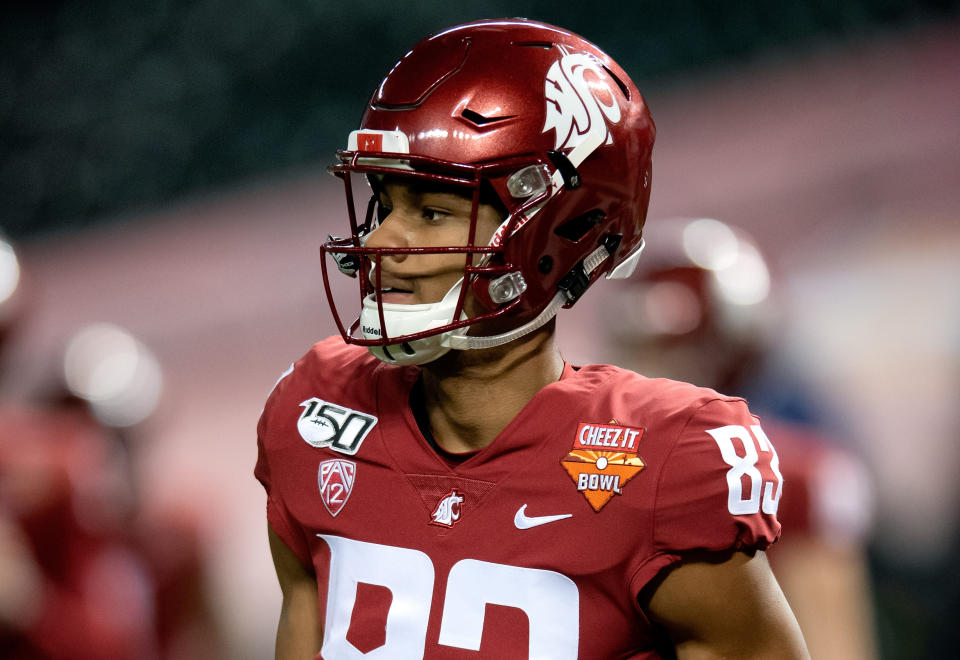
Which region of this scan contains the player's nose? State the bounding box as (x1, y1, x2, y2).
(364, 210, 408, 263)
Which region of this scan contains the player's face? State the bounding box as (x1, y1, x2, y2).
(363, 178, 503, 305)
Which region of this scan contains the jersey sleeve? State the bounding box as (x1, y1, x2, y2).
(630, 398, 782, 594)
(254, 368, 314, 571)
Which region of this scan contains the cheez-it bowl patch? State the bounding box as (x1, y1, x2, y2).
(561, 420, 645, 512)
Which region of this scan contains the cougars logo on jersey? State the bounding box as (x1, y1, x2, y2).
(430, 489, 464, 527)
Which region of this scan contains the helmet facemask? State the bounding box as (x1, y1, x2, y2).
(321, 151, 555, 366)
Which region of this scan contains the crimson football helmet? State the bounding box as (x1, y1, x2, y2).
(321, 18, 655, 365)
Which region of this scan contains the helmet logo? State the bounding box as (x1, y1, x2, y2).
(543, 50, 622, 171)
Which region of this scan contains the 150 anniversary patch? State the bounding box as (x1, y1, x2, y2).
(297, 397, 377, 455)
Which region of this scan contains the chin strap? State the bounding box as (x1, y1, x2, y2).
(443, 241, 615, 351)
(443, 290, 567, 350)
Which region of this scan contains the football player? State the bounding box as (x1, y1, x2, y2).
(0, 241, 160, 658)
(256, 19, 809, 659)
(0, 245, 225, 660)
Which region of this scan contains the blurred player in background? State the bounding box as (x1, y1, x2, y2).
(604, 217, 877, 659)
(257, 19, 808, 659)
(0, 236, 156, 659)
(0, 235, 225, 659)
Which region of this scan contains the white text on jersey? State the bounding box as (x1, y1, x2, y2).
(577, 424, 641, 449)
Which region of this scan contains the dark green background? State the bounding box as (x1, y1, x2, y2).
(2, 0, 957, 239)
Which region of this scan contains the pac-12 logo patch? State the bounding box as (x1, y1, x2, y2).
(430, 490, 464, 528)
(560, 420, 645, 512)
(318, 459, 356, 517)
(297, 398, 377, 455)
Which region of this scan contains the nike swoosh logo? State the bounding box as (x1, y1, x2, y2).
(514, 504, 572, 530)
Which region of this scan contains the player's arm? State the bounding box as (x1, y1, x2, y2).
(643, 549, 809, 660)
(268, 524, 321, 660)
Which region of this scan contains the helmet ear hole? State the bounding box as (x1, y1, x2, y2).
(603, 233, 623, 254)
(554, 210, 605, 243)
(602, 65, 631, 100)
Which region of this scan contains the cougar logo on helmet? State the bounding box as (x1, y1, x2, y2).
(543, 50, 622, 169)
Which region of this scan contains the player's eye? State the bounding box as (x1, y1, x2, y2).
(422, 208, 449, 225)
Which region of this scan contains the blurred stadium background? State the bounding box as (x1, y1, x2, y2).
(2, 1, 958, 658)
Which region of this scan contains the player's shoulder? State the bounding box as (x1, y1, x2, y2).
(569, 363, 751, 429)
(557, 365, 783, 569)
(262, 336, 385, 415)
(304, 335, 381, 372)
(282, 336, 378, 384)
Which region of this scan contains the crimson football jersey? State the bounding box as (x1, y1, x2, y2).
(255, 337, 782, 659)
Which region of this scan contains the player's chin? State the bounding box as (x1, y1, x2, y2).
(463, 308, 510, 338)
(377, 291, 417, 304)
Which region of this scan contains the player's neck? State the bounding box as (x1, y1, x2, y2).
(418, 324, 564, 454)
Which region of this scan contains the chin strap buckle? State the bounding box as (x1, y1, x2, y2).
(557, 267, 590, 304)
(558, 236, 619, 305)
